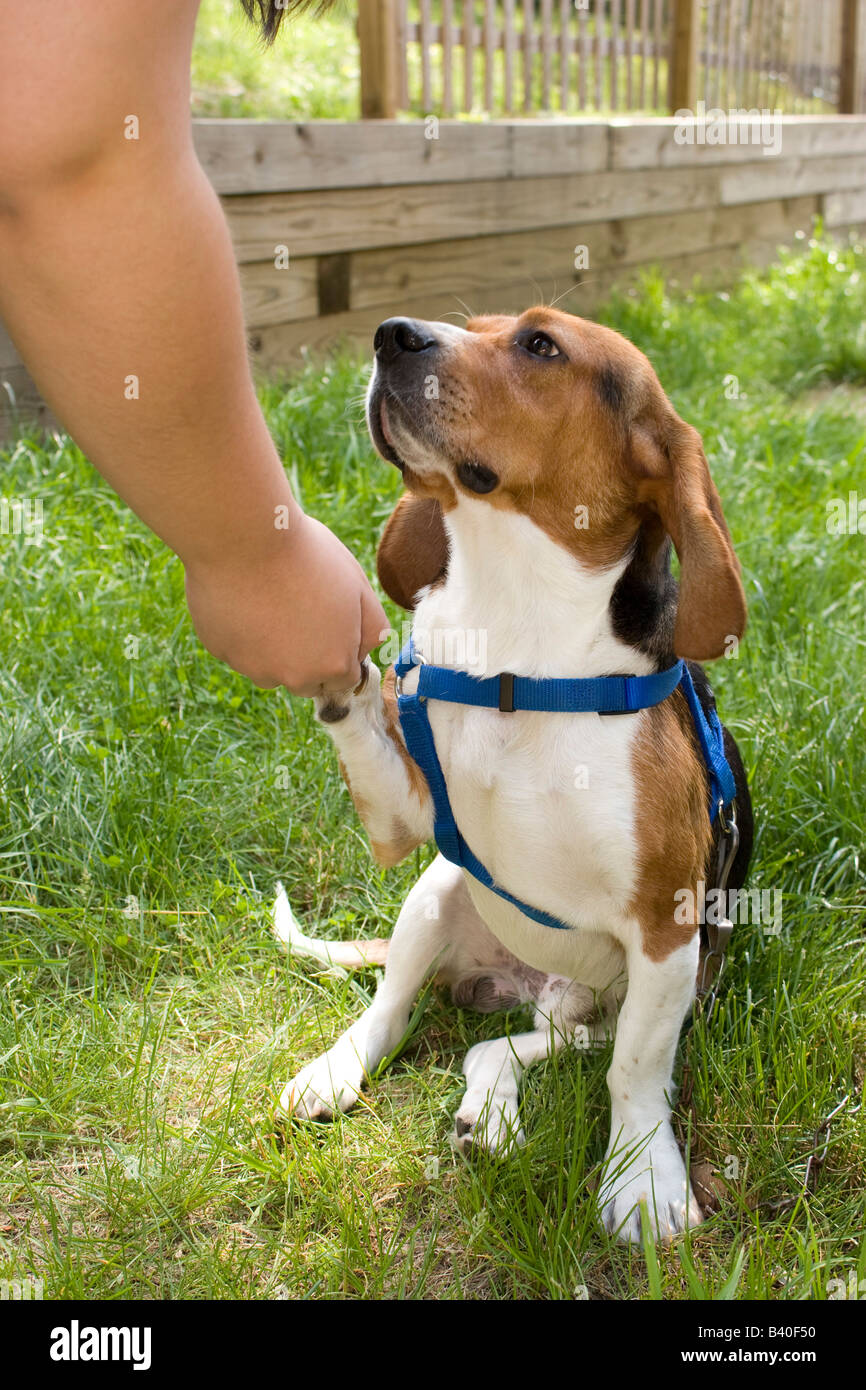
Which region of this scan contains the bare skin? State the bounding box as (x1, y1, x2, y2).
(0, 0, 386, 694)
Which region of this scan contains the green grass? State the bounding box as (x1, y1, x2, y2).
(1, 232, 865, 1300)
(191, 0, 362, 121)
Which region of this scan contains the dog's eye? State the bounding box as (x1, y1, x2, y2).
(519, 330, 561, 358)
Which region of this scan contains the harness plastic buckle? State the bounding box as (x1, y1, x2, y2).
(498, 672, 515, 713)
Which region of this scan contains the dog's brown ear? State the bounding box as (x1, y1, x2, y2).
(377, 494, 449, 610)
(631, 414, 746, 661)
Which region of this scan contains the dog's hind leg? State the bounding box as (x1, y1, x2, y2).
(279, 856, 468, 1120)
(453, 976, 594, 1158)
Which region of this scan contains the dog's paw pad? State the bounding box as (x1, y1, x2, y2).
(316, 700, 351, 724)
(453, 1094, 524, 1158)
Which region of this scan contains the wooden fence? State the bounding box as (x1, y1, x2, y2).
(361, 0, 866, 117)
(3, 112, 866, 438)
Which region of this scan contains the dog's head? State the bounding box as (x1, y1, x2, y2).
(367, 308, 745, 662)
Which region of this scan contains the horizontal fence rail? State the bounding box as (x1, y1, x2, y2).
(4, 113, 866, 437)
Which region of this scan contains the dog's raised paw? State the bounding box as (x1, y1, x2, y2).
(314, 658, 380, 726)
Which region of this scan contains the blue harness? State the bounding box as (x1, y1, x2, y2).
(395, 636, 737, 933)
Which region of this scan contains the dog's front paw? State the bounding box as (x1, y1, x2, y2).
(278, 1039, 367, 1121)
(453, 1039, 525, 1157)
(599, 1127, 703, 1243)
(314, 657, 379, 725)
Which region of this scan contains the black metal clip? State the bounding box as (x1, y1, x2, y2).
(696, 800, 740, 1017)
(498, 672, 515, 712)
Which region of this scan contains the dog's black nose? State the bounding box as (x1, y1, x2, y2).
(374, 317, 437, 362)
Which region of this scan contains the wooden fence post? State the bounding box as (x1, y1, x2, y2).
(669, 0, 700, 112)
(839, 0, 865, 113)
(358, 0, 399, 118)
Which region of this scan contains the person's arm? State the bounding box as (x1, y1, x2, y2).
(0, 0, 387, 694)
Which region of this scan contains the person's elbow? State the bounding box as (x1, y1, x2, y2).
(0, 3, 196, 215)
(0, 90, 128, 216)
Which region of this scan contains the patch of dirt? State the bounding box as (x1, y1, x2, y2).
(798, 381, 866, 417)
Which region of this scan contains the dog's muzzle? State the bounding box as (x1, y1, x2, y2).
(368, 318, 442, 469)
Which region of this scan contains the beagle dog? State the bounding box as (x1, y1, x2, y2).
(278, 308, 753, 1242)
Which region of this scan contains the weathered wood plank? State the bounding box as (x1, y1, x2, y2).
(239, 259, 319, 329)
(653, 0, 663, 109)
(504, 0, 516, 112)
(840, 0, 865, 114)
(463, 0, 474, 113)
(594, 0, 603, 109)
(222, 165, 723, 262)
(442, 0, 455, 115)
(541, 0, 554, 110)
(523, 0, 534, 112)
(193, 118, 609, 193)
(348, 195, 819, 310)
(420, 0, 433, 109)
(578, 1, 589, 109)
(610, 115, 866, 169)
(506, 122, 610, 176)
(823, 187, 866, 225)
(248, 238, 801, 371)
(560, 0, 571, 112)
(611, 0, 621, 109)
(194, 117, 866, 195)
(720, 154, 866, 205)
(625, 0, 635, 109)
(640, 0, 649, 108)
(484, 0, 496, 111)
(670, 0, 700, 113)
(358, 0, 399, 119)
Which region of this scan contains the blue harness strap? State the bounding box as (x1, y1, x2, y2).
(677, 663, 737, 816)
(395, 637, 736, 932)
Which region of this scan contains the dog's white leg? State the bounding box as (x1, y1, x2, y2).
(454, 980, 590, 1157)
(599, 934, 702, 1243)
(279, 856, 464, 1120)
(455, 1032, 554, 1157)
(314, 658, 432, 865)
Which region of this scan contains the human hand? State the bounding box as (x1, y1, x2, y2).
(183, 510, 388, 696)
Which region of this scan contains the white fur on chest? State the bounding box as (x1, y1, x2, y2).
(407, 501, 653, 978)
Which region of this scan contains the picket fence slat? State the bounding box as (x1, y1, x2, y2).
(375, 0, 848, 119)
